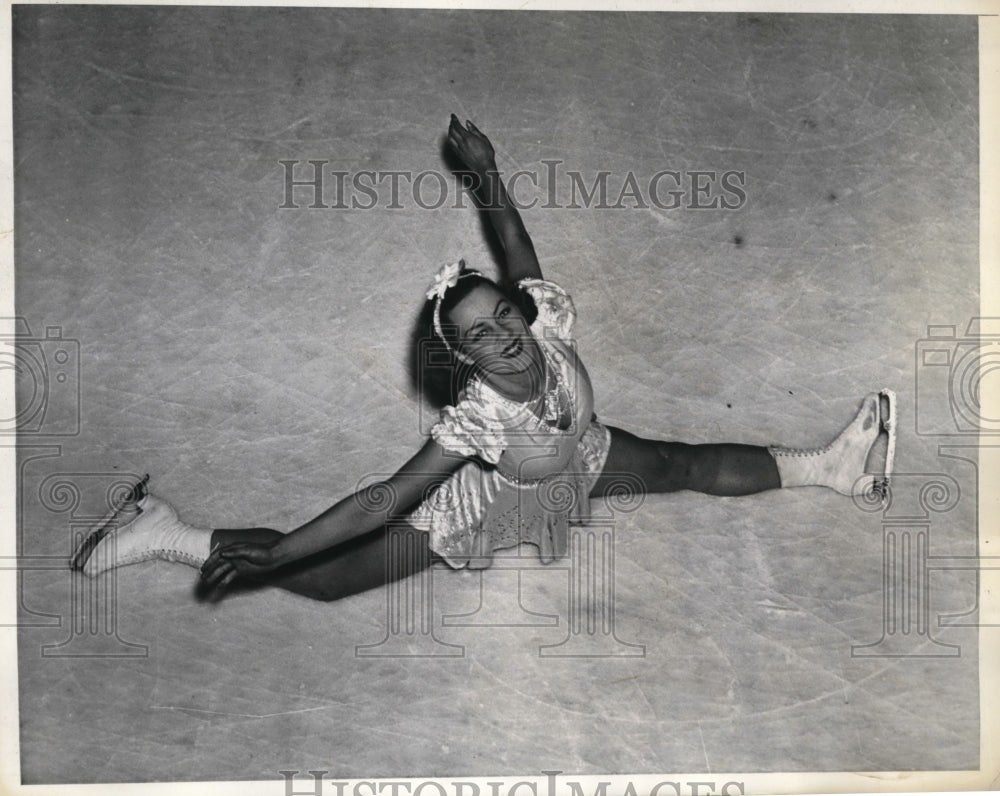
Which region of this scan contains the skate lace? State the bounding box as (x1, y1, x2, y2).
(118, 546, 201, 566)
(115, 506, 202, 567)
(772, 441, 835, 458)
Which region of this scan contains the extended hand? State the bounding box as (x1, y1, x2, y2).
(447, 114, 496, 174)
(200, 541, 281, 594)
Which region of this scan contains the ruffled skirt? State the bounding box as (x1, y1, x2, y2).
(407, 421, 612, 569)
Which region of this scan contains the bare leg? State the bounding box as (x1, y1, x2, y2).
(589, 425, 780, 499)
(206, 524, 435, 602)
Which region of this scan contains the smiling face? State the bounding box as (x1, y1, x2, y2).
(443, 282, 543, 383)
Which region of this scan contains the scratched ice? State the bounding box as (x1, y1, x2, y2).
(12, 7, 981, 783)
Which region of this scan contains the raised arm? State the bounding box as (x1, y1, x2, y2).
(447, 114, 543, 285)
(200, 438, 468, 591)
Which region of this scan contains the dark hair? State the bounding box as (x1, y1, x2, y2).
(407, 271, 538, 407)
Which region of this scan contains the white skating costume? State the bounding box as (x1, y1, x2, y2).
(408, 279, 612, 569)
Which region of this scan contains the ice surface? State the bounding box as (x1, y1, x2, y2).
(11, 7, 981, 784)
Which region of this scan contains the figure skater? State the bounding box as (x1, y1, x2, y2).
(71, 115, 896, 601)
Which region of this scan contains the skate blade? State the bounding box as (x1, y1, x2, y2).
(68, 474, 150, 571)
(870, 389, 896, 504)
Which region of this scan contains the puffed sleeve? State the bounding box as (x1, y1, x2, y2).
(518, 279, 576, 341)
(430, 385, 507, 464)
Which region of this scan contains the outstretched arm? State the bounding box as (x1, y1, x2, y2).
(447, 114, 542, 285)
(200, 438, 468, 590)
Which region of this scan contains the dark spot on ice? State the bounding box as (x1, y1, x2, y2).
(801, 117, 818, 130)
(827, 192, 837, 202)
(726, 403, 732, 409)
(733, 235, 744, 247)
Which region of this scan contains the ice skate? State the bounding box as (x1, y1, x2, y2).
(770, 389, 896, 501)
(70, 475, 212, 576)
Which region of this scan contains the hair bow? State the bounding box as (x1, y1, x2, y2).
(426, 259, 466, 301)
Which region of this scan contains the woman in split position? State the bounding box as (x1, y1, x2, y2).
(72, 115, 896, 601)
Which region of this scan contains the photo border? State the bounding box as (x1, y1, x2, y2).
(0, 1, 995, 793)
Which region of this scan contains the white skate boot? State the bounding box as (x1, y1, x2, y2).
(70, 475, 213, 576)
(770, 389, 896, 501)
